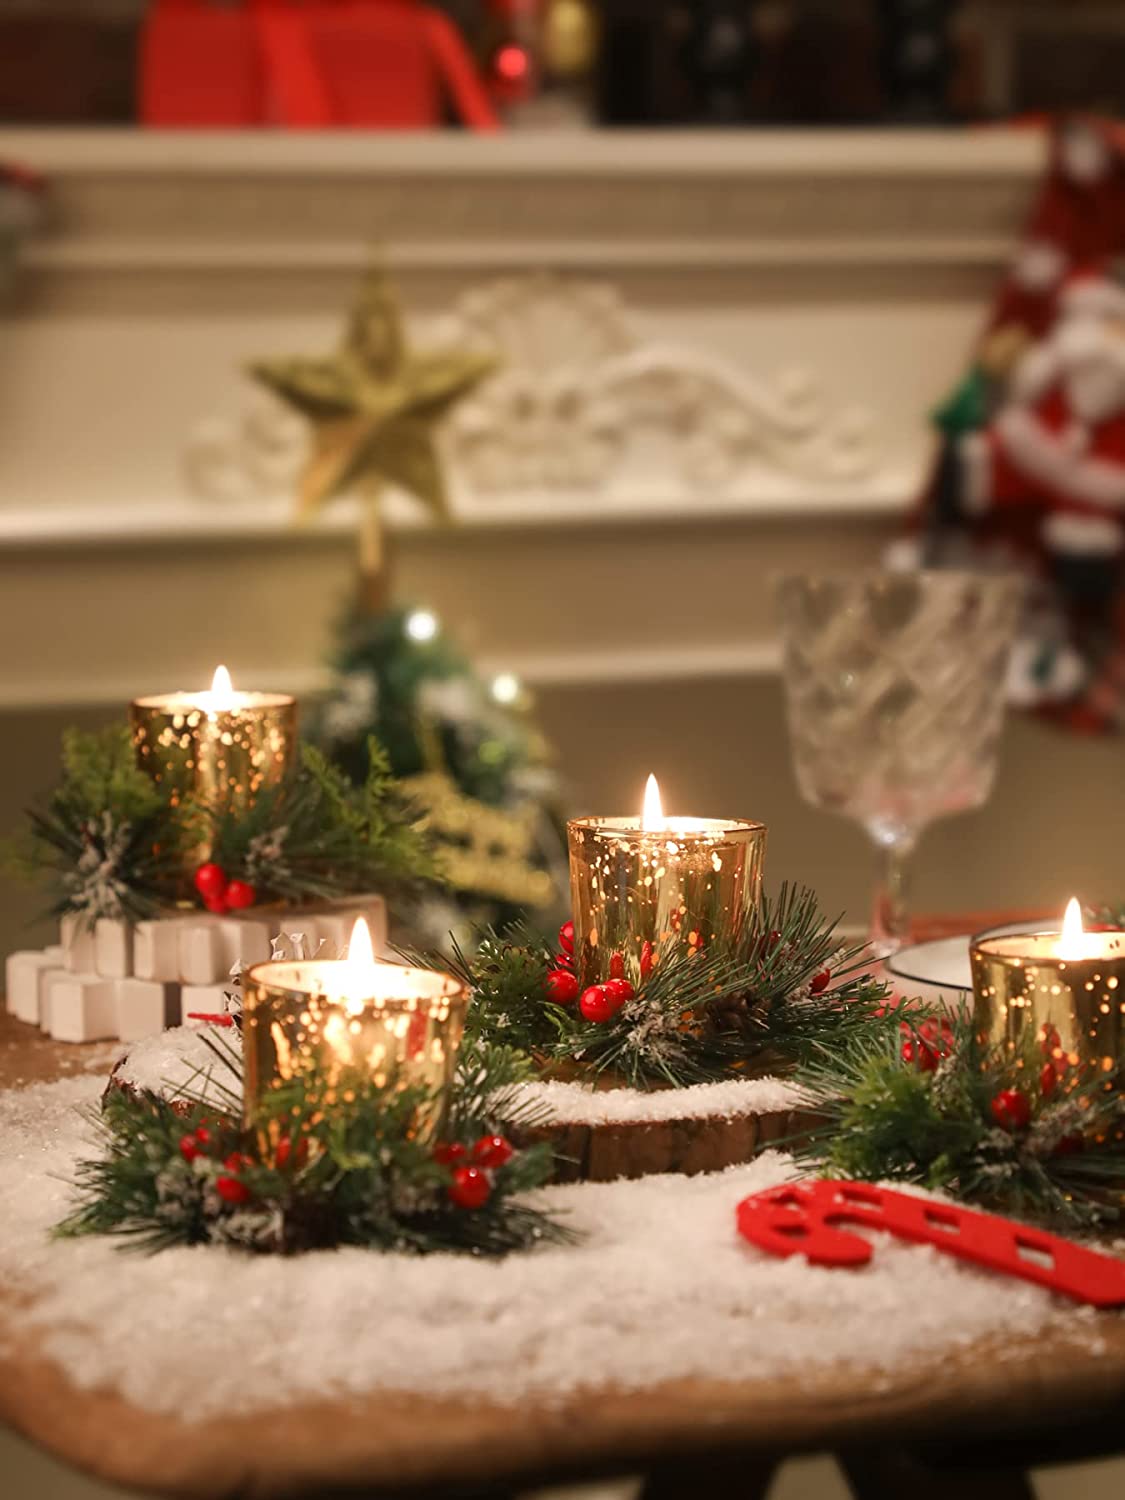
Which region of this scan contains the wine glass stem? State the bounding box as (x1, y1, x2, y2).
(871, 838, 914, 956)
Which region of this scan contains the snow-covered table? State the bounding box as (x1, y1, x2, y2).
(0, 1010, 1123, 1500)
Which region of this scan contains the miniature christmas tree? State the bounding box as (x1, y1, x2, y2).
(250, 269, 567, 942)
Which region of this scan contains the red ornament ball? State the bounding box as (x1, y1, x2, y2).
(991, 1088, 1031, 1131)
(179, 1133, 201, 1163)
(545, 969, 580, 1004)
(580, 984, 621, 1023)
(432, 1142, 468, 1166)
(193, 1125, 212, 1150)
(603, 978, 635, 1003)
(558, 920, 575, 956)
(472, 1134, 514, 1169)
(553, 951, 574, 972)
(193, 862, 227, 900)
(810, 967, 832, 995)
(225, 879, 257, 911)
(448, 1165, 492, 1210)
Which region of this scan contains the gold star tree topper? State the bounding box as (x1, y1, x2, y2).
(250, 270, 496, 601)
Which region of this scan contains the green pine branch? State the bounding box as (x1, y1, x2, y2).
(791, 1010, 1125, 1232)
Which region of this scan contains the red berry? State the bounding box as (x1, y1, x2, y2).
(194, 1126, 212, 1149)
(203, 894, 229, 915)
(558, 920, 575, 956)
(433, 1142, 468, 1166)
(1039, 1063, 1058, 1100)
(609, 951, 625, 980)
(179, 1133, 200, 1163)
(448, 1165, 491, 1210)
(580, 984, 620, 1023)
(603, 978, 635, 1003)
(810, 967, 832, 994)
(274, 1135, 308, 1170)
(216, 1175, 250, 1205)
(991, 1088, 1031, 1131)
(193, 862, 227, 899)
(639, 941, 654, 979)
(225, 879, 257, 911)
(472, 1134, 514, 1169)
(545, 969, 580, 1004)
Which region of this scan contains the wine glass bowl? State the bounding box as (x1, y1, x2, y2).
(775, 570, 1022, 953)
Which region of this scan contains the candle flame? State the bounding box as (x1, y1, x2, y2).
(341, 917, 378, 1014)
(1058, 897, 1085, 960)
(204, 664, 237, 712)
(641, 773, 665, 832)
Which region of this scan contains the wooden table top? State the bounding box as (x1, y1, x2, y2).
(1, 1010, 1124, 1500)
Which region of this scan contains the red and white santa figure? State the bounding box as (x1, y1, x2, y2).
(963, 270, 1125, 578)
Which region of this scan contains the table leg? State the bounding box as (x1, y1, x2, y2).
(839, 1447, 1035, 1500)
(639, 1453, 776, 1500)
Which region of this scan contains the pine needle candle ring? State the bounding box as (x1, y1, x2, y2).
(971, 898, 1125, 1078)
(131, 665, 297, 815)
(243, 917, 468, 1158)
(568, 775, 767, 990)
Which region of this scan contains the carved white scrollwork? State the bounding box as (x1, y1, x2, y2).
(183, 273, 878, 514)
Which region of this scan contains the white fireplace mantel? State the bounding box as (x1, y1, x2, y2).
(0, 128, 1045, 710)
(0, 128, 1043, 548)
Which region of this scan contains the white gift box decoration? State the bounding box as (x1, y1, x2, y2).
(5, 951, 65, 1025)
(61, 914, 96, 974)
(134, 919, 183, 982)
(95, 918, 133, 979)
(46, 973, 118, 1043)
(116, 978, 180, 1043)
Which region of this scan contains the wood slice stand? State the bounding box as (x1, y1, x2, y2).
(515, 1100, 820, 1183)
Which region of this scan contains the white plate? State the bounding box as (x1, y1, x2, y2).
(886, 919, 1054, 1008)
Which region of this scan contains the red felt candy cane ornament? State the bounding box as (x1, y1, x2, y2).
(736, 1180, 1125, 1308)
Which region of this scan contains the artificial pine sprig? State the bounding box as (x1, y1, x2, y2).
(14, 727, 186, 924)
(59, 1029, 570, 1257)
(208, 738, 434, 904)
(17, 725, 436, 924)
(413, 886, 894, 1090)
(792, 1009, 1125, 1232)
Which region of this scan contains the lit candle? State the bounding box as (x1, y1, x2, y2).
(567, 774, 767, 990)
(131, 664, 298, 814)
(242, 917, 467, 1154)
(970, 898, 1125, 1076)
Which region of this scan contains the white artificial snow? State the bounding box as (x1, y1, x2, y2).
(110, 1024, 239, 1104)
(0, 1075, 1107, 1423)
(512, 1075, 804, 1125)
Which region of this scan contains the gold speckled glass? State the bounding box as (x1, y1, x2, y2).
(130, 691, 297, 812)
(242, 959, 468, 1156)
(567, 816, 767, 990)
(970, 930, 1125, 1077)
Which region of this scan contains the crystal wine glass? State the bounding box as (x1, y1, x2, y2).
(775, 570, 1022, 956)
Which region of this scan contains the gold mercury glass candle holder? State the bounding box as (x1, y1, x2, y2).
(568, 788, 767, 990)
(130, 665, 297, 815)
(242, 951, 468, 1156)
(970, 910, 1125, 1080)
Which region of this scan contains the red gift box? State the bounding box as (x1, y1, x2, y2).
(141, 0, 498, 129)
